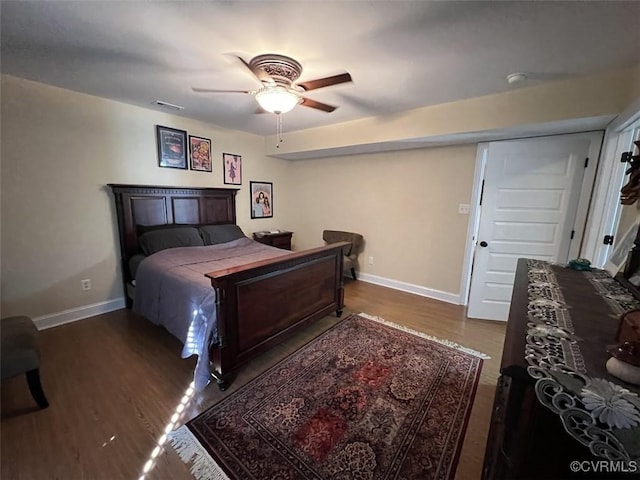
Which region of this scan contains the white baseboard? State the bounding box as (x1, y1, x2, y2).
(357, 273, 462, 305)
(33, 297, 127, 330)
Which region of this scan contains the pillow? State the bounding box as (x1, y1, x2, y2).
(128, 254, 147, 280)
(199, 224, 246, 245)
(138, 227, 204, 255)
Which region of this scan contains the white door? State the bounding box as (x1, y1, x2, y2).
(467, 134, 599, 321)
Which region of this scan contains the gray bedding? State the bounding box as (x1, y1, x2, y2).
(133, 237, 290, 390)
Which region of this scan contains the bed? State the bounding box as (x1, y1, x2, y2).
(108, 184, 346, 390)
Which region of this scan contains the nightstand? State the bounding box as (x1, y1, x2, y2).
(253, 231, 293, 250)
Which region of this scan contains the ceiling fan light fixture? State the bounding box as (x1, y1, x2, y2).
(255, 86, 301, 114)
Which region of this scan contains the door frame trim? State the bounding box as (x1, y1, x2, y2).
(461, 131, 603, 307)
(571, 131, 605, 260)
(459, 144, 488, 305)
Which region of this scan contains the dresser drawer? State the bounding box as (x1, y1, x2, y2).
(271, 236, 291, 249)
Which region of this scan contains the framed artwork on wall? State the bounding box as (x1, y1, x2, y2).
(189, 135, 212, 172)
(250, 181, 273, 219)
(156, 125, 187, 169)
(223, 153, 242, 185)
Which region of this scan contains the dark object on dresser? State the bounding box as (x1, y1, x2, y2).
(108, 184, 346, 390)
(617, 309, 640, 342)
(1, 316, 49, 409)
(608, 340, 640, 366)
(252, 231, 293, 250)
(567, 257, 592, 271)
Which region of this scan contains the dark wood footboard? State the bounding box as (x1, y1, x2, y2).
(206, 242, 347, 388)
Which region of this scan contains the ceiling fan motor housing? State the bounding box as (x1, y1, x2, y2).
(250, 54, 303, 87)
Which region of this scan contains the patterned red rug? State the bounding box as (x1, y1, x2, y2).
(170, 313, 485, 480)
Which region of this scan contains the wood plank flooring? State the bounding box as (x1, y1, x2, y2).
(1, 280, 506, 480)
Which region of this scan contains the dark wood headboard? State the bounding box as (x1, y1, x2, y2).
(108, 184, 239, 292)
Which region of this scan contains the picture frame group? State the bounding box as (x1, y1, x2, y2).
(156, 125, 214, 174)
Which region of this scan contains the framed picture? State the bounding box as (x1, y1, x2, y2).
(250, 181, 273, 219)
(189, 135, 212, 172)
(223, 153, 242, 185)
(156, 125, 187, 169)
(605, 220, 640, 276)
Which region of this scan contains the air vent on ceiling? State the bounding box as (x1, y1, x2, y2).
(152, 100, 185, 111)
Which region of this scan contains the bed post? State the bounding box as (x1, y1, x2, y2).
(109, 186, 133, 309)
(210, 283, 234, 391)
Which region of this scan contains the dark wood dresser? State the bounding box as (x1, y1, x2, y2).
(482, 258, 640, 479)
(252, 231, 293, 250)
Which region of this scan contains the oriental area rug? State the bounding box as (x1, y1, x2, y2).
(169, 313, 487, 480)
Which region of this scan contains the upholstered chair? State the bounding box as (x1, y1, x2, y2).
(1, 316, 49, 409)
(322, 230, 364, 280)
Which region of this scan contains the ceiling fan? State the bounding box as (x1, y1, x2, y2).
(192, 54, 353, 114)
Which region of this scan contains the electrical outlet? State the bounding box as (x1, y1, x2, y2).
(367, 256, 374, 265)
(458, 204, 470, 214)
(81, 279, 91, 291)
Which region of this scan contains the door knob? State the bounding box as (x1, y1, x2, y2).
(479, 241, 488, 247)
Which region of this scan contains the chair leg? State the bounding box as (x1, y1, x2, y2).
(26, 368, 49, 409)
(351, 267, 357, 280)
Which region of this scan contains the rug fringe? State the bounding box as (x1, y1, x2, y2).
(358, 312, 491, 359)
(168, 425, 230, 480)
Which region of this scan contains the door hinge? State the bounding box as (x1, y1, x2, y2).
(584, 157, 589, 168)
(479, 180, 485, 206)
(603, 235, 615, 245)
(218, 335, 227, 348)
(570, 230, 575, 240)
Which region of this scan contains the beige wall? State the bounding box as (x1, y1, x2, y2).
(287, 146, 477, 294)
(1, 75, 290, 318)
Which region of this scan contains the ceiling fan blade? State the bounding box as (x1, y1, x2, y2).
(236, 56, 274, 84)
(297, 73, 352, 91)
(192, 87, 251, 94)
(300, 97, 338, 113)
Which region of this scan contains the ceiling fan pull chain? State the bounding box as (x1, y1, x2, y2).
(276, 113, 284, 148)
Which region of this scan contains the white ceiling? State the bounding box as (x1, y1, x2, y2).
(2, 1, 639, 137)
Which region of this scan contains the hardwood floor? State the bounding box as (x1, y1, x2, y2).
(1, 281, 506, 480)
